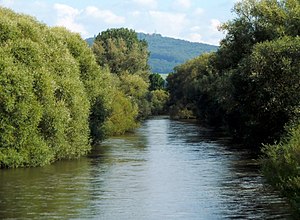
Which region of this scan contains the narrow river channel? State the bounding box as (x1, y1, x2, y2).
(0, 117, 293, 219)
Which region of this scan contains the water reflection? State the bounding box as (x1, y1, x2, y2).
(0, 117, 294, 219)
(0, 159, 93, 219)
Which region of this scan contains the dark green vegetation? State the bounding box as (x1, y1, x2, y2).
(86, 33, 218, 74)
(0, 9, 168, 168)
(167, 0, 300, 214)
(148, 73, 169, 115)
(149, 73, 165, 91)
(262, 123, 300, 214)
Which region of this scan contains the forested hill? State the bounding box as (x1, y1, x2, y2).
(137, 33, 218, 74)
(86, 33, 218, 74)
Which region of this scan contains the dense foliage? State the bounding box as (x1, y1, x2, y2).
(167, 0, 300, 212)
(93, 28, 149, 78)
(0, 8, 133, 167)
(92, 28, 153, 127)
(0, 8, 101, 167)
(149, 89, 169, 115)
(149, 73, 165, 91)
(0, 8, 171, 169)
(168, 0, 300, 145)
(262, 123, 300, 214)
(50, 27, 114, 145)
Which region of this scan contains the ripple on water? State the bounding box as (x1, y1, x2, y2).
(0, 117, 295, 219)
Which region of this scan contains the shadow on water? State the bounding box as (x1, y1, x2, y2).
(0, 116, 295, 219)
(193, 120, 292, 218)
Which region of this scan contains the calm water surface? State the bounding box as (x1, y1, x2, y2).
(0, 117, 293, 219)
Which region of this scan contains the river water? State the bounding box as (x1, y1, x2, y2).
(0, 117, 293, 219)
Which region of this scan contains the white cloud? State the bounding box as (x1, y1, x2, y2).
(53, 4, 125, 37)
(54, 3, 87, 36)
(210, 19, 221, 32)
(184, 19, 224, 45)
(131, 10, 141, 17)
(173, 0, 191, 10)
(85, 6, 125, 24)
(33, 1, 47, 8)
(54, 3, 80, 18)
(194, 7, 204, 16)
(149, 11, 187, 37)
(190, 26, 201, 32)
(194, 19, 223, 45)
(132, 0, 157, 8)
(0, 0, 228, 45)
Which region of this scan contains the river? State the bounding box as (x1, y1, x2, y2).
(0, 117, 293, 219)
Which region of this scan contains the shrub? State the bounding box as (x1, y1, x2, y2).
(262, 122, 300, 214)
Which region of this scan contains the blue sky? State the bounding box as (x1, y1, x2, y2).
(0, 0, 239, 45)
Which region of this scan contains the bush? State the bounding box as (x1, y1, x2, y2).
(262, 122, 300, 214)
(0, 8, 110, 167)
(49, 27, 113, 144)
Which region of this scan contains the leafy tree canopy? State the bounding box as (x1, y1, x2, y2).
(0, 7, 112, 167)
(149, 73, 165, 91)
(167, 0, 300, 145)
(92, 28, 152, 120)
(93, 28, 149, 79)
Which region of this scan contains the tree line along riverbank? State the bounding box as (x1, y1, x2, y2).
(0, 0, 299, 216)
(166, 0, 300, 215)
(0, 8, 168, 168)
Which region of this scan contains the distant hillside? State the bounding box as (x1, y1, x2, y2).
(86, 33, 218, 74)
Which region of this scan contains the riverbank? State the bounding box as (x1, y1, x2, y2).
(165, 1, 300, 216)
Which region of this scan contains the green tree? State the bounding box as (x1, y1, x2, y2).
(150, 89, 169, 115)
(0, 8, 112, 167)
(92, 28, 152, 126)
(167, 0, 300, 212)
(167, 53, 222, 121)
(218, 0, 300, 144)
(167, 0, 300, 143)
(104, 91, 139, 135)
(93, 28, 149, 79)
(149, 73, 165, 91)
(50, 27, 113, 144)
(215, 0, 300, 72)
(232, 36, 300, 144)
